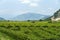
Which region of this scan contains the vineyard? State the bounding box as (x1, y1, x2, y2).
(0, 21, 60, 40)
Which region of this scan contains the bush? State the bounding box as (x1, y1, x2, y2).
(48, 21, 52, 23)
(0, 25, 6, 28)
(27, 20, 30, 22)
(7, 25, 13, 29)
(36, 26, 40, 27)
(22, 25, 27, 27)
(42, 26, 48, 28)
(24, 31, 30, 34)
(39, 19, 43, 21)
(12, 26, 20, 31)
(31, 21, 35, 23)
(29, 25, 34, 27)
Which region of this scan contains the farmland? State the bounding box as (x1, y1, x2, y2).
(0, 21, 60, 40)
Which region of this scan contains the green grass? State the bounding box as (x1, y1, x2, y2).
(0, 21, 60, 40)
(0, 32, 14, 40)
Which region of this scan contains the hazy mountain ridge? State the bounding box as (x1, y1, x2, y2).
(12, 13, 50, 21)
(0, 17, 5, 20)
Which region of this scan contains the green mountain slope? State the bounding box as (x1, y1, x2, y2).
(0, 21, 60, 40)
(0, 32, 14, 40)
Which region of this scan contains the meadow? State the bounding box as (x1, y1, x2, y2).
(0, 21, 60, 40)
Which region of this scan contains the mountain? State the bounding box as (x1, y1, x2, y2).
(12, 13, 50, 21)
(45, 9, 60, 21)
(0, 17, 5, 20)
(51, 9, 60, 21)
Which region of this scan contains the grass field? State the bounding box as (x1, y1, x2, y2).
(0, 21, 60, 40)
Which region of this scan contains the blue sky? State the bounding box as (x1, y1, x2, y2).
(0, 0, 60, 19)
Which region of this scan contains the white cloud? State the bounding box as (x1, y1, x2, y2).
(19, 0, 40, 7)
(29, 3, 38, 7)
(32, 0, 40, 2)
(19, 0, 31, 4)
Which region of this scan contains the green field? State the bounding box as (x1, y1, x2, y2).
(0, 21, 60, 40)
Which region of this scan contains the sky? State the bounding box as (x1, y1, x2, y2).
(0, 0, 60, 19)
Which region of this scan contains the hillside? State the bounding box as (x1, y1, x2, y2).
(0, 21, 60, 40)
(0, 17, 5, 20)
(12, 13, 49, 21)
(45, 9, 60, 21)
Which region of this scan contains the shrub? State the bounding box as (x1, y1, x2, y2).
(12, 26, 20, 31)
(31, 21, 35, 23)
(48, 21, 52, 23)
(29, 25, 34, 27)
(22, 25, 27, 27)
(7, 25, 13, 29)
(36, 26, 40, 27)
(27, 20, 30, 22)
(52, 26, 56, 27)
(24, 31, 30, 34)
(39, 19, 43, 21)
(0, 25, 6, 28)
(42, 25, 48, 28)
